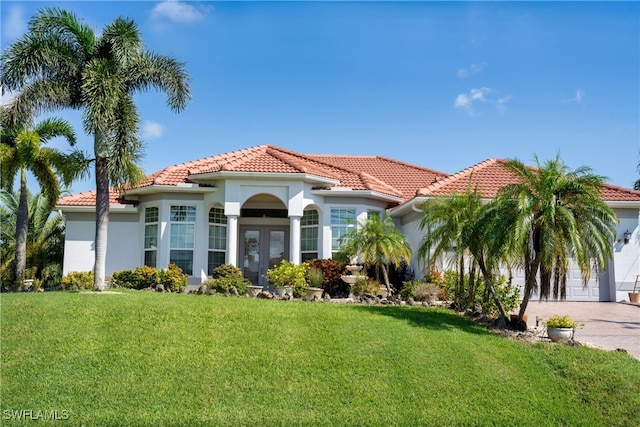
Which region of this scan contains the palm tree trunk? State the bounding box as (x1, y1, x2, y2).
(13, 169, 29, 291)
(457, 253, 465, 305)
(476, 257, 508, 322)
(381, 265, 392, 295)
(93, 155, 109, 291)
(518, 252, 542, 321)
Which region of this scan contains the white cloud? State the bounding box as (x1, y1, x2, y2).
(151, 0, 210, 23)
(456, 63, 486, 79)
(454, 87, 511, 115)
(562, 89, 585, 104)
(1, 89, 19, 107)
(2, 6, 26, 40)
(141, 120, 164, 139)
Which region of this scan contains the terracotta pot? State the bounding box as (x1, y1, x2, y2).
(628, 292, 640, 303)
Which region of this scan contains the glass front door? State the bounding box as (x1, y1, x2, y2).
(240, 226, 288, 286)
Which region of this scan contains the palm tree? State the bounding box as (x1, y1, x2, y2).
(0, 109, 83, 288)
(1, 8, 191, 290)
(341, 213, 412, 295)
(0, 189, 67, 290)
(418, 189, 510, 321)
(634, 157, 640, 191)
(498, 156, 617, 321)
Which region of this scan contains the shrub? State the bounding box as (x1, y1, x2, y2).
(60, 271, 94, 290)
(267, 260, 308, 298)
(305, 258, 349, 297)
(545, 315, 582, 328)
(306, 266, 324, 288)
(399, 280, 441, 302)
(352, 277, 381, 296)
(208, 264, 250, 295)
(112, 264, 186, 292)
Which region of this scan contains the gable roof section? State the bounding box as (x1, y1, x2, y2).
(57, 145, 447, 207)
(416, 158, 640, 202)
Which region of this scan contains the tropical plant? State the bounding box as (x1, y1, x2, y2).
(418, 188, 510, 321)
(304, 258, 348, 297)
(209, 264, 250, 295)
(1, 7, 191, 291)
(544, 315, 582, 329)
(306, 266, 324, 288)
(497, 156, 617, 321)
(340, 213, 412, 295)
(635, 156, 640, 191)
(267, 260, 307, 297)
(0, 189, 69, 290)
(0, 107, 84, 289)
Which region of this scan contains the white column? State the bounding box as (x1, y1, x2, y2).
(227, 215, 238, 267)
(290, 215, 301, 265)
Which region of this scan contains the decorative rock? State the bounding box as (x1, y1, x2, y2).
(227, 286, 239, 296)
(197, 284, 209, 294)
(156, 284, 165, 292)
(258, 291, 274, 299)
(323, 294, 331, 302)
(407, 298, 417, 306)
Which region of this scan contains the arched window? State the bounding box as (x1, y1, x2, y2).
(208, 207, 227, 274)
(301, 208, 319, 261)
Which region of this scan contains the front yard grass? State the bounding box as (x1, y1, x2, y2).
(1, 290, 639, 426)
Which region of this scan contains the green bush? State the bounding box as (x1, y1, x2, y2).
(352, 277, 381, 296)
(399, 280, 441, 301)
(267, 260, 308, 298)
(112, 264, 186, 292)
(60, 271, 94, 290)
(207, 264, 250, 295)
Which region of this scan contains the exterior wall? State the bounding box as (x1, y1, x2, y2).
(612, 208, 640, 301)
(63, 211, 140, 277)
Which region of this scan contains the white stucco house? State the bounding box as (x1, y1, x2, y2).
(57, 145, 640, 301)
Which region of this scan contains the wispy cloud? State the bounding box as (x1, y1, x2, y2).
(141, 120, 164, 139)
(456, 63, 486, 79)
(454, 87, 511, 115)
(2, 6, 26, 40)
(562, 89, 585, 104)
(151, 0, 211, 23)
(1, 90, 19, 107)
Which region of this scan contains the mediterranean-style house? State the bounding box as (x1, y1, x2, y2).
(57, 145, 640, 301)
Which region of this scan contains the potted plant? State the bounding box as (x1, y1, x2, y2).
(266, 260, 307, 298)
(544, 315, 582, 343)
(304, 266, 324, 300)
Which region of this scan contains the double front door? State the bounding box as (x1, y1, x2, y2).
(239, 226, 289, 286)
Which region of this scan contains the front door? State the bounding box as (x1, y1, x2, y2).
(239, 226, 289, 286)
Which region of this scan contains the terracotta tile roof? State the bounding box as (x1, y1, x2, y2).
(417, 158, 640, 202)
(56, 149, 640, 208)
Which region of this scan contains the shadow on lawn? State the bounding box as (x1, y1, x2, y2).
(348, 304, 491, 335)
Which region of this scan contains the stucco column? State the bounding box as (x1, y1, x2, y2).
(227, 215, 238, 267)
(290, 215, 301, 265)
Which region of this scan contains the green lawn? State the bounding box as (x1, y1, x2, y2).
(1, 291, 639, 426)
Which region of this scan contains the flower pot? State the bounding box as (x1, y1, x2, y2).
(304, 287, 323, 301)
(246, 285, 263, 298)
(547, 327, 574, 343)
(273, 286, 293, 297)
(628, 292, 640, 303)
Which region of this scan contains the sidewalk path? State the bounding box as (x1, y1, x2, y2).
(524, 301, 640, 360)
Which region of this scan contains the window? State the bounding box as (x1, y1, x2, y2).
(208, 207, 227, 275)
(144, 207, 159, 267)
(170, 205, 196, 275)
(301, 208, 319, 262)
(331, 208, 355, 255)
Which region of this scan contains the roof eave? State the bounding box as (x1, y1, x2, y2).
(606, 200, 640, 209)
(124, 183, 219, 197)
(311, 188, 404, 203)
(190, 171, 341, 185)
(56, 204, 138, 214)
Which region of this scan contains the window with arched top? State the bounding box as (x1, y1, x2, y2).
(301, 208, 319, 261)
(208, 207, 227, 274)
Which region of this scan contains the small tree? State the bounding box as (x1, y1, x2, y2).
(341, 213, 412, 295)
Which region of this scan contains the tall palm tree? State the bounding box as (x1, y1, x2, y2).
(0, 189, 67, 290)
(0, 109, 83, 288)
(1, 8, 191, 290)
(634, 157, 640, 191)
(418, 189, 510, 321)
(498, 156, 617, 321)
(341, 213, 412, 294)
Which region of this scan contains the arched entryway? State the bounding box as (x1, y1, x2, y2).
(238, 194, 289, 286)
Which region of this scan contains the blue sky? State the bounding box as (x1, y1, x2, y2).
(2, 1, 639, 193)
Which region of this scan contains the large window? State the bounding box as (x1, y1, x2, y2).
(331, 208, 355, 255)
(144, 207, 158, 267)
(208, 207, 227, 275)
(170, 205, 196, 275)
(301, 208, 319, 262)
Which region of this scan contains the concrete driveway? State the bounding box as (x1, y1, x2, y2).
(524, 301, 640, 360)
